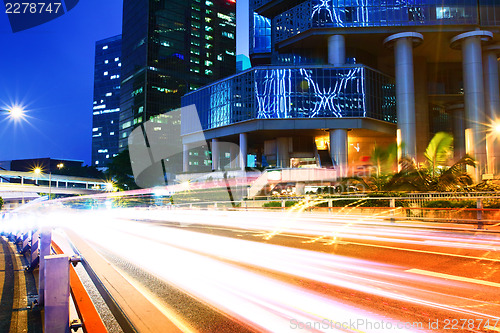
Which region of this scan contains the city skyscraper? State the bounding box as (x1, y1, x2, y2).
(119, 0, 237, 150)
(92, 35, 122, 168)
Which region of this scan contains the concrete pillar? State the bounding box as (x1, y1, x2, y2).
(384, 32, 424, 160)
(330, 129, 348, 178)
(239, 133, 248, 171)
(451, 31, 493, 182)
(229, 144, 238, 169)
(183, 144, 189, 173)
(211, 139, 219, 171)
(483, 45, 500, 175)
(295, 182, 306, 195)
(276, 137, 290, 169)
(414, 57, 430, 163)
(328, 35, 346, 66)
(448, 104, 466, 162)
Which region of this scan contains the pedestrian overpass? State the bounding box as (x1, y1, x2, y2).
(0, 170, 111, 210)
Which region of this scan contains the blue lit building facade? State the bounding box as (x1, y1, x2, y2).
(92, 35, 122, 169)
(182, 1, 500, 180)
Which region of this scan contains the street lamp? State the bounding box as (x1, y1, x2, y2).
(2, 105, 26, 120)
(494, 122, 500, 135)
(9, 106, 25, 119)
(33, 167, 53, 199)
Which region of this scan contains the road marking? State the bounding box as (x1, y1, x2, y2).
(334, 241, 500, 263)
(405, 269, 500, 288)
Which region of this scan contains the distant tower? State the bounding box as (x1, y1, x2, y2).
(92, 35, 122, 169)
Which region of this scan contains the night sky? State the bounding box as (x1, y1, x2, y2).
(0, 0, 249, 165)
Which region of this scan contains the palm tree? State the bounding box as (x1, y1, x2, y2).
(424, 132, 454, 179)
(385, 132, 475, 192)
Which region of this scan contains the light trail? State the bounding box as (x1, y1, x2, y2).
(66, 215, 500, 321)
(106, 208, 500, 254)
(66, 217, 417, 333)
(3, 204, 500, 332)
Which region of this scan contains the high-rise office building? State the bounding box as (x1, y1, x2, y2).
(119, 0, 237, 151)
(182, 1, 500, 181)
(92, 35, 122, 168)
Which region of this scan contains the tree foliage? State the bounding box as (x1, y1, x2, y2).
(105, 149, 139, 191)
(385, 132, 475, 192)
(53, 165, 104, 179)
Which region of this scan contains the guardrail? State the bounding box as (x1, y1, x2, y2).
(3, 227, 107, 333)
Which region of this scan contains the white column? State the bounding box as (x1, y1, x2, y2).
(239, 133, 247, 171)
(328, 35, 345, 66)
(211, 139, 219, 171)
(451, 31, 493, 182)
(384, 32, 423, 161)
(483, 45, 500, 175)
(330, 129, 348, 178)
(447, 104, 466, 162)
(230, 145, 238, 169)
(183, 144, 189, 173)
(276, 137, 290, 169)
(414, 57, 430, 163)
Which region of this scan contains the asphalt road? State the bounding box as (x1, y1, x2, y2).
(44, 209, 500, 332)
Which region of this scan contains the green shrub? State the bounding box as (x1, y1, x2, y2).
(262, 201, 297, 208)
(422, 200, 476, 209)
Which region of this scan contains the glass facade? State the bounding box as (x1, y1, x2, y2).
(269, 0, 500, 44)
(182, 65, 395, 133)
(120, 0, 236, 149)
(92, 35, 122, 168)
(251, 12, 272, 54)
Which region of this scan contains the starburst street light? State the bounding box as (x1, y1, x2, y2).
(9, 106, 25, 119)
(494, 122, 500, 135)
(2, 105, 27, 121)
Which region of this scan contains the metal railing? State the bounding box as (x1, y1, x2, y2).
(3, 227, 107, 333)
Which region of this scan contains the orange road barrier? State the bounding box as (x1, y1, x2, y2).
(51, 241, 108, 333)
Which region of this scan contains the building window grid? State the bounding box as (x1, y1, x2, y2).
(270, 0, 494, 44)
(183, 66, 396, 132)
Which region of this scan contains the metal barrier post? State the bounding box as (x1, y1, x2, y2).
(30, 229, 40, 269)
(16, 231, 23, 244)
(44, 254, 70, 333)
(390, 199, 396, 223)
(328, 199, 333, 213)
(477, 198, 484, 230)
(38, 228, 52, 306)
(21, 231, 31, 254)
(281, 199, 285, 211)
